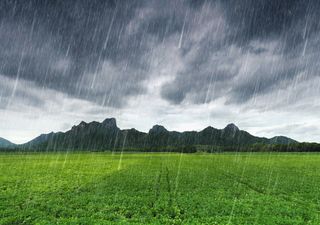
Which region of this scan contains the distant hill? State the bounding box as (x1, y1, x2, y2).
(269, 136, 297, 145)
(0, 137, 16, 148)
(20, 118, 298, 151)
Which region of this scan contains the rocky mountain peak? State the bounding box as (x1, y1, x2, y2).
(149, 125, 168, 134)
(224, 123, 240, 132)
(102, 118, 118, 129)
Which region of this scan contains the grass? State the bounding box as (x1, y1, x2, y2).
(0, 152, 319, 224)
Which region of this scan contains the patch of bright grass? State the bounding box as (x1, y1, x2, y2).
(0, 152, 319, 224)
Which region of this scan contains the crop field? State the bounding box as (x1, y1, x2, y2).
(0, 152, 319, 224)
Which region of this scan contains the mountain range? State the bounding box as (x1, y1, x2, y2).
(0, 137, 15, 148)
(0, 118, 298, 151)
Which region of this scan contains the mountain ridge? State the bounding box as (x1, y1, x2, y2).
(0, 137, 15, 148)
(19, 118, 297, 151)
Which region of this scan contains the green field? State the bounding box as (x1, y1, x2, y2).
(0, 152, 319, 224)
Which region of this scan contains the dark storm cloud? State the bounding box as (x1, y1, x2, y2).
(0, 0, 148, 107)
(0, 0, 320, 108)
(160, 0, 320, 105)
(0, 75, 45, 109)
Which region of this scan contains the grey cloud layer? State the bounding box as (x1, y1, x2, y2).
(160, 1, 320, 105)
(0, 0, 319, 109)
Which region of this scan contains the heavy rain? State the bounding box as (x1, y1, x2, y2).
(0, 0, 319, 224)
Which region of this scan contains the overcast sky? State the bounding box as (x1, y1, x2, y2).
(0, 0, 319, 144)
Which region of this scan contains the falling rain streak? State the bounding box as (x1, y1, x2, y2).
(0, 0, 319, 143)
(0, 1, 319, 224)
